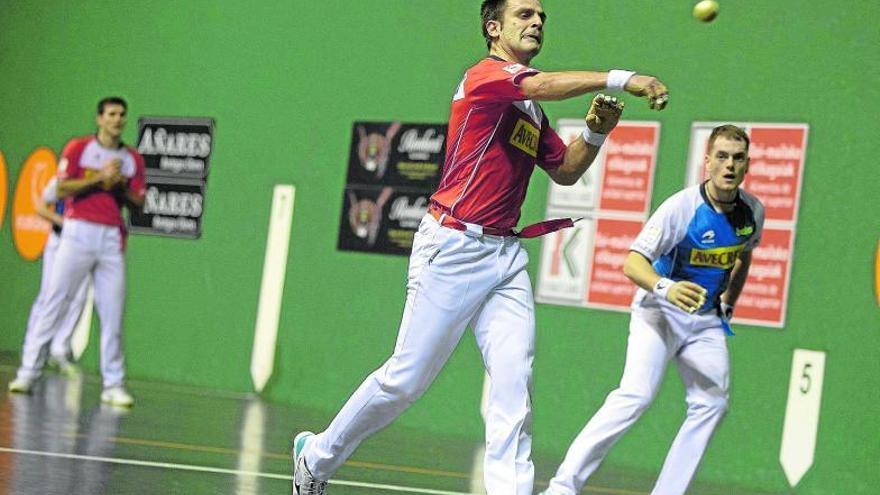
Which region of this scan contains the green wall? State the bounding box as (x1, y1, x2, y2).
(1, 1, 877, 493)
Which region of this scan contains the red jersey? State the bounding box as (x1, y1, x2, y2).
(58, 135, 146, 227)
(430, 57, 566, 230)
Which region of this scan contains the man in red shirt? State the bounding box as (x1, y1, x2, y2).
(292, 1, 669, 493)
(9, 97, 145, 408)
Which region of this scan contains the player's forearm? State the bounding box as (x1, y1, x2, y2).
(520, 71, 612, 101)
(721, 252, 752, 306)
(547, 137, 601, 185)
(623, 251, 662, 292)
(35, 202, 63, 227)
(57, 177, 102, 198)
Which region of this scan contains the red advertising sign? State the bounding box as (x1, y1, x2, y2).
(599, 124, 659, 215)
(734, 227, 793, 327)
(536, 211, 592, 304)
(538, 121, 660, 312)
(585, 218, 644, 310)
(742, 127, 808, 223)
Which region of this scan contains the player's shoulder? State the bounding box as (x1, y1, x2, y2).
(661, 184, 702, 211)
(123, 142, 143, 158)
(737, 187, 765, 220)
(467, 57, 532, 78)
(62, 134, 95, 155)
(738, 188, 764, 209)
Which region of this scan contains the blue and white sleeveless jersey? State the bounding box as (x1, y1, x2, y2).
(630, 182, 764, 314)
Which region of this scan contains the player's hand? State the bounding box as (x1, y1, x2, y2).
(585, 94, 625, 134)
(102, 158, 122, 172)
(720, 302, 734, 322)
(107, 172, 127, 191)
(98, 161, 124, 190)
(624, 75, 669, 110)
(666, 281, 707, 313)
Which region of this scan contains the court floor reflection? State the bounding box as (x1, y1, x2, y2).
(4, 374, 123, 494)
(0, 364, 783, 495)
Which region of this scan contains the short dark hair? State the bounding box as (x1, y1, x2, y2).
(481, 0, 507, 49)
(708, 124, 749, 151)
(97, 96, 127, 115)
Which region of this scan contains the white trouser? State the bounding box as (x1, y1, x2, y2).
(548, 306, 729, 495)
(17, 219, 127, 388)
(25, 232, 91, 360)
(306, 214, 536, 495)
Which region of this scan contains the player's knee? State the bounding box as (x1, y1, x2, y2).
(712, 395, 729, 415)
(384, 381, 426, 404)
(488, 362, 532, 393)
(372, 370, 428, 405)
(688, 393, 728, 417)
(610, 388, 655, 415)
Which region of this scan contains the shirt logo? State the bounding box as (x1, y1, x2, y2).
(502, 63, 524, 74)
(701, 230, 716, 244)
(736, 225, 754, 237)
(509, 118, 539, 157)
(689, 245, 744, 269)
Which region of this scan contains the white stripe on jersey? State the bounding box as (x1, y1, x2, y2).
(440, 106, 475, 189)
(513, 100, 544, 127)
(450, 112, 504, 216)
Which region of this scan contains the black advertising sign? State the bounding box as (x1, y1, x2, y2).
(129, 178, 205, 239)
(345, 122, 445, 188)
(338, 121, 446, 256)
(137, 117, 214, 179)
(131, 117, 215, 238)
(338, 186, 433, 256)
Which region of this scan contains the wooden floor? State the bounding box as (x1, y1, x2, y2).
(0, 359, 781, 495)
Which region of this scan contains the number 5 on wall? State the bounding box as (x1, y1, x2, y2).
(780, 348, 826, 487)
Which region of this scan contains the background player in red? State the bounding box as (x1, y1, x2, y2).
(8, 97, 145, 408)
(292, 1, 668, 493)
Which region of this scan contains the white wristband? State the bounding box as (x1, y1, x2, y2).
(607, 69, 636, 91)
(582, 127, 607, 147)
(653, 277, 674, 301)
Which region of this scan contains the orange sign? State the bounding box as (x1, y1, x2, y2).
(876, 240, 880, 307)
(0, 151, 7, 229)
(12, 147, 57, 260)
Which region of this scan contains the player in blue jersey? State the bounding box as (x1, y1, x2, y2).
(540, 125, 764, 495)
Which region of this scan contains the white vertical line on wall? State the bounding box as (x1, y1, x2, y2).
(251, 185, 296, 393)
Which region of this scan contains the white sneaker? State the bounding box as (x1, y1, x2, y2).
(292, 431, 327, 494)
(101, 386, 134, 408)
(8, 377, 34, 394)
